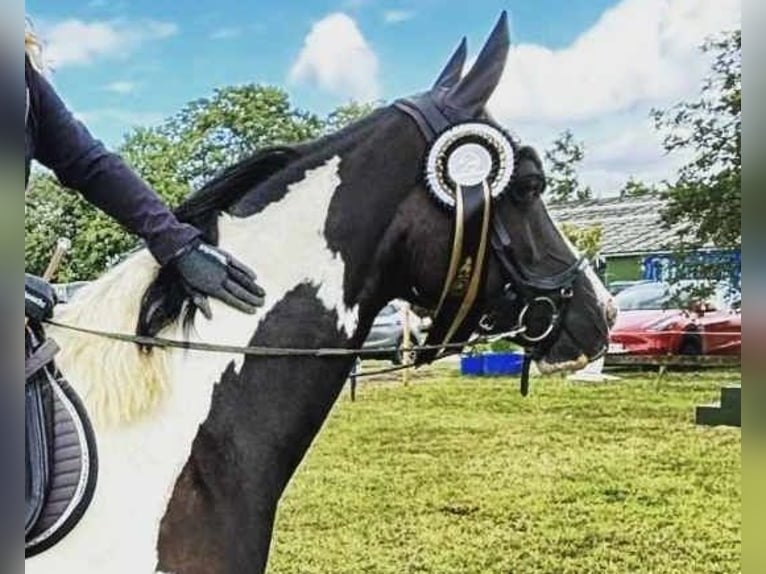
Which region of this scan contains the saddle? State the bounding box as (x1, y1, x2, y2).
(25, 329, 98, 558)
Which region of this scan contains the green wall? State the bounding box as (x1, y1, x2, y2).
(604, 255, 644, 283)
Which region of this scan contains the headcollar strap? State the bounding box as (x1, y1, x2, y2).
(394, 93, 470, 144)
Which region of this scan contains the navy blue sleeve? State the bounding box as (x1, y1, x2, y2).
(28, 64, 200, 265)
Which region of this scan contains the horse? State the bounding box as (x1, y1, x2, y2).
(27, 13, 615, 573)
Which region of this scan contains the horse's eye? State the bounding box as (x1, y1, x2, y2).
(510, 173, 545, 205)
(508, 144, 546, 204)
(519, 174, 545, 196)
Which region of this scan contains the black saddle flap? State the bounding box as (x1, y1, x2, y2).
(25, 361, 54, 536)
(25, 332, 99, 557)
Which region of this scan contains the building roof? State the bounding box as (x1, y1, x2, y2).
(548, 195, 672, 256)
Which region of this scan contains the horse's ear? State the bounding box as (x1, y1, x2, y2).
(432, 37, 467, 90)
(446, 11, 509, 115)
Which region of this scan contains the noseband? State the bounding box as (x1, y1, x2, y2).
(395, 96, 587, 394)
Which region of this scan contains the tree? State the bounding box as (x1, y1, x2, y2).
(147, 85, 324, 187)
(544, 129, 591, 203)
(560, 222, 602, 259)
(652, 30, 740, 251)
(25, 85, 325, 280)
(323, 100, 378, 133)
(25, 87, 381, 280)
(619, 177, 658, 199)
(25, 173, 141, 281)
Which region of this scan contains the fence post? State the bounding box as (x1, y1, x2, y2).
(402, 302, 411, 386)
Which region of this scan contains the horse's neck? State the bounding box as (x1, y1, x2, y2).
(211, 154, 362, 337)
(156, 155, 392, 569)
(158, 331, 356, 571)
(54, 154, 368, 426)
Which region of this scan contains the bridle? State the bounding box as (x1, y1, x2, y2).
(483, 215, 589, 394)
(394, 95, 588, 394)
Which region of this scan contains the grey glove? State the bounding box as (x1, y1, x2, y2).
(173, 240, 265, 318)
(25, 274, 56, 323)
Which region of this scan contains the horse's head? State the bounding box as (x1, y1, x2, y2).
(365, 12, 615, 373)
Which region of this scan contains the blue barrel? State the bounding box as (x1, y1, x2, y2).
(460, 354, 484, 376)
(483, 352, 524, 376)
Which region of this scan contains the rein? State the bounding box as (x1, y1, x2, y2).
(43, 318, 527, 381)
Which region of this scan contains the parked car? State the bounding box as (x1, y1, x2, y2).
(609, 280, 740, 356)
(52, 281, 92, 304)
(606, 279, 653, 296)
(363, 301, 427, 364)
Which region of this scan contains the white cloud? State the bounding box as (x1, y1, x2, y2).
(481, 0, 740, 196)
(210, 27, 241, 40)
(289, 13, 379, 101)
(41, 18, 178, 68)
(104, 81, 135, 94)
(489, 0, 740, 123)
(383, 10, 414, 24)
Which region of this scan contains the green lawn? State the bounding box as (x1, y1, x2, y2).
(269, 368, 741, 574)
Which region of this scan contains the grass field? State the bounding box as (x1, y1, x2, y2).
(269, 367, 741, 574)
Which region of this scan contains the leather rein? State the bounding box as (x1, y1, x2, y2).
(43, 318, 527, 381)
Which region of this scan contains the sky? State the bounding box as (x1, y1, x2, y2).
(27, 0, 741, 197)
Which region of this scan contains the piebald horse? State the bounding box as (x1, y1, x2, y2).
(28, 13, 614, 573)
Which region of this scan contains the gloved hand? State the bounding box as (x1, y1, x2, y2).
(173, 240, 265, 319)
(25, 274, 56, 323)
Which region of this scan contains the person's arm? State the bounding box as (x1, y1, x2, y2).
(27, 61, 199, 265)
(27, 60, 265, 316)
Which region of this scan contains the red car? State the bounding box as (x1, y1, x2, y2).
(609, 281, 741, 356)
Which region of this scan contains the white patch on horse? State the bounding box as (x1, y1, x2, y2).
(27, 156, 357, 574)
(214, 154, 359, 340)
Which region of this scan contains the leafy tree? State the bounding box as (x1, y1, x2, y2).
(560, 222, 602, 259)
(323, 100, 378, 133)
(652, 30, 741, 251)
(25, 173, 140, 281)
(544, 130, 591, 203)
(148, 85, 324, 187)
(25, 85, 327, 280)
(619, 177, 658, 199)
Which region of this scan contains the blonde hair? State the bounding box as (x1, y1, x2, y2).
(25, 21, 44, 70)
(50, 250, 171, 426)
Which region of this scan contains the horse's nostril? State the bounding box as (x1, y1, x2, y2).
(606, 298, 618, 327)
